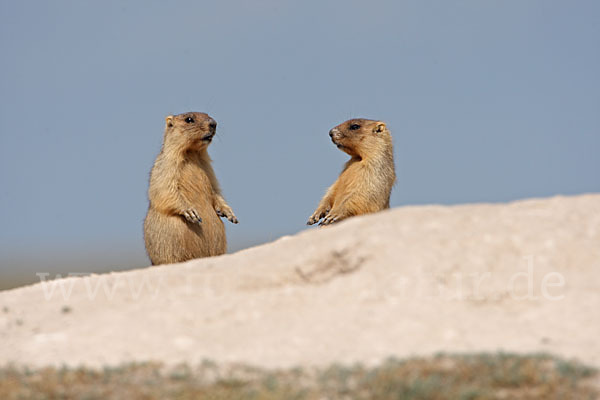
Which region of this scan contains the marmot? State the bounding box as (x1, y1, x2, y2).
(307, 118, 396, 226)
(144, 112, 238, 265)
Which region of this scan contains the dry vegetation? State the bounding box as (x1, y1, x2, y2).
(1, 353, 597, 400)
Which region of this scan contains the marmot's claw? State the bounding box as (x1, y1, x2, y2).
(183, 209, 202, 224)
(308, 208, 329, 226)
(319, 213, 339, 226)
(216, 207, 238, 224)
(307, 216, 321, 225)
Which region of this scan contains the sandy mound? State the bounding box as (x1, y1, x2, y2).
(1, 194, 599, 369)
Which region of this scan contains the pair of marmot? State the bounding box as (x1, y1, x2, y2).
(144, 112, 396, 265)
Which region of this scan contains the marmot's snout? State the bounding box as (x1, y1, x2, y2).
(202, 119, 217, 141)
(329, 127, 342, 142)
(208, 120, 217, 133)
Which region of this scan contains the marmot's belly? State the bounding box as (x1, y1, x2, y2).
(144, 207, 226, 264)
(179, 207, 225, 254)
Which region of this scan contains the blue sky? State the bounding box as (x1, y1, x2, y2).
(1, 0, 598, 287)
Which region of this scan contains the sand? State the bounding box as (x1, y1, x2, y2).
(1, 194, 599, 369)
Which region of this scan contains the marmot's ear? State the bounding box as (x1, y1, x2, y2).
(165, 115, 174, 128)
(375, 122, 386, 133)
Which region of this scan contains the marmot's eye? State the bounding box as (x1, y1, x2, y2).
(349, 124, 360, 130)
(185, 117, 195, 124)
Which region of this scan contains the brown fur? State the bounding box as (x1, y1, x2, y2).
(307, 118, 396, 226)
(144, 112, 237, 265)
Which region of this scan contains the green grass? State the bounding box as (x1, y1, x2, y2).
(0, 353, 597, 400)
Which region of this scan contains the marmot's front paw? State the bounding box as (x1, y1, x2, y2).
(216, 206, 239, 224)
(307, 207, 330, 225)
(319, 211, 343, 226)
(183, 209, 202, 224)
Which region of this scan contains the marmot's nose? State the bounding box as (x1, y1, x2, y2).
(208, 120, 217, 133)
(329, 129, 335, 138)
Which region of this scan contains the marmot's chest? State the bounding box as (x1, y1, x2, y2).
(337, 161, 391, 194)
(339, 161, 369, 181)
(179, 164, 213, 200)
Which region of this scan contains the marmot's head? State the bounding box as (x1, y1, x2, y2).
(329, 118, 391, 158)
(164, 112, 217, 151)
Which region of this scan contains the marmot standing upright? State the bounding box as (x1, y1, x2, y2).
(144, 112, 238, 265)
(307, 118, 396, 226)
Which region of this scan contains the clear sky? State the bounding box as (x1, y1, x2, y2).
(1, 0, 598, 288)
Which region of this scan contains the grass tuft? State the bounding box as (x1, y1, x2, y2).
(0, 353, 597, 400)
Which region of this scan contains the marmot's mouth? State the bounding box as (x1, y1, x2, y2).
(202, 134, 214, 141)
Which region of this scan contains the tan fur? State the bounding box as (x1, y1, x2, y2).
(307, 118, 396, 226)
(144, 112, 237, 265)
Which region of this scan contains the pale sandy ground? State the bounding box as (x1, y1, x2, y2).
(0, 194, 599, 370)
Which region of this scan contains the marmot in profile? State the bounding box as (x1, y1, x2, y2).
(307, 118, 396, 226)
(144, 112, 238, 265)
